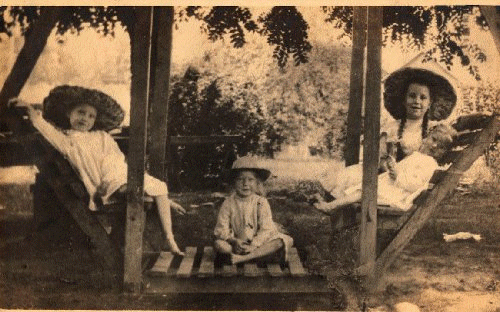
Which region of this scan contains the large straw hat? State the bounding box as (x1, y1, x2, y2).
(384, 67, 457, 121)
(42, 85, 125, 131)
(227, 156, 271, 182)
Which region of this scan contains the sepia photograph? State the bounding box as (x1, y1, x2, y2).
(0, 4, 499, 311)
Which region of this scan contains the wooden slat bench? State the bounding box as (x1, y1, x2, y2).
(143, 247, 328, 294)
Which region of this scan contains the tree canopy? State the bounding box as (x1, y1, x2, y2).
(0, 6, 492, 79)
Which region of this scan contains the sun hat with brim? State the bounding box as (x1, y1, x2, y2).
(384, 67, 457, 121)
(42, 85, 125, 132)
(226, 156, 272, 182)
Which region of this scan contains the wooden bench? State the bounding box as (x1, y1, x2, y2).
(325, 114, 500, 256)
(144, 247, 329, 294)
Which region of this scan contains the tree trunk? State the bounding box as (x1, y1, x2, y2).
(0, 7, 64, 108)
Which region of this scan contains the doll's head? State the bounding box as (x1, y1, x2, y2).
(419, 123, 456, 160)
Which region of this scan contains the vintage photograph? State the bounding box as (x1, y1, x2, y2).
(0, 5, 499, 311)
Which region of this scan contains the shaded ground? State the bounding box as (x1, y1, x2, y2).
(0, 182, 500, 311)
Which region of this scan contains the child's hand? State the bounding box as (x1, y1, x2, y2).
(170, 200, 186, 215)
(386, 156, 397, 181)
(231, 239, 250, 255)
(7, 97, 30, 108)
(241, 243, 256, 253)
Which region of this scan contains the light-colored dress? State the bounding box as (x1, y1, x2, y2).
(330, 152, 439, 211)
(32, 114, 168, 210)
(214, 193, 293, 258)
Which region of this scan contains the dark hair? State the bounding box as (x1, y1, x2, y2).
(397, 79, 434, 138)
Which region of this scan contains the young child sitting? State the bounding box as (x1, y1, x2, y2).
(10, 85, 185, 255)
(313, 124, 456, 213)
(214, 156, 293, 265)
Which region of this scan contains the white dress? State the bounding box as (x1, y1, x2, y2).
(340, 152, 439, 210)
(32, 114, 168, 210)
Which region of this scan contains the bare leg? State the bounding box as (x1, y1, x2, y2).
(231, 239, 284, 264)
(214, 239, 233, 255)
(313, 191, 361, 213)
(155, 195, 184, 256)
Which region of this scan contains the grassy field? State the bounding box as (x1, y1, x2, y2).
(0, 163, 499, 311)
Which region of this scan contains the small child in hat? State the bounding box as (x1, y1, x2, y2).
(214, 156, 293, 265)
(313, 124, 456, 213)
(10, 85, 185, 255)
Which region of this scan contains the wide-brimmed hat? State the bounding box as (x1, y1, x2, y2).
(226, 156, 271, 182)
(384, 67, 457, 121)
(42, 85, 125, 131)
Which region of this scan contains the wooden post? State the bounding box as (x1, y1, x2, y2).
(480, 6, 500, 55)
(373, 115, 500, 284)
(0, 7, 64, 108)
(345, 6, 367, 166)
(123, 6, 153, 293)
(148, 7, 174, 181)
(359, 6, 382, 277)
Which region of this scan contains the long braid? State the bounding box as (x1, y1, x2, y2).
(396, 114, 406, 161)
(421, 111, 429, 138)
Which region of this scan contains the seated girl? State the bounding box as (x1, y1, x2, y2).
(313, 124, 456, 213)
(214, 156, 293, 265)
(11, 85, 185, 255)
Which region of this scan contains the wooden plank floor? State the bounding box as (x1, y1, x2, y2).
(144, 247, 330, 294)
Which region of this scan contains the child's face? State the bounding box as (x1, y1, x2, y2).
(234, 170, 258, 198)
(405, 83, 431, 120)
(68, 104, 97, 132)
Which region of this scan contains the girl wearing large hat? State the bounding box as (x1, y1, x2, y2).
(214, 156, 293, 265)
(382, 67, 458, 161)
(11, 85, 185, 255)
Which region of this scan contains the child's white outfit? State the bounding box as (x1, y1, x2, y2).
(214, 193, 293, 258)
(32, 114, 168, 211)
(320, 151, 439, 211)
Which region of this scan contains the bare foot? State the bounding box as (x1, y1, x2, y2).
(313, 197, 339, 213)
(230, 253, 246, 264)
(167, 237, 185, 256)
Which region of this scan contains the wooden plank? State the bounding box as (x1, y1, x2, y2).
(177, 247, 197, 278)
(267, 263, 285, 277)
(345, 6, 367, 166)
(44, 169, 121, 272)
(243, 263, 263, 277)
(221, 264, 238, 277)
(198, 246, 215, 277)
(359, 6, 382, 275)
(145, 275, 330, 294)
(123, 6, 153, 294)
(148, 252, 175, 276)
(149, 7, 174, 181)
(480, 6, 500, 55)
(287, 248, 307, 277)
(373, 116, 500, 285)
(0, 7, 64, 108)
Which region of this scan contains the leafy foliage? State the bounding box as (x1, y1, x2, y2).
(166, 66, 273, 190)
(257, 7, 312, 67)
(0, 6, 493, 73)
(322, 6, 489, 80)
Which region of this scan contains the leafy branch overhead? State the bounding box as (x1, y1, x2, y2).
(0, 6, 493, 74)
(323, 6, 489, 79)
